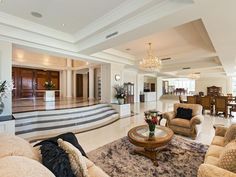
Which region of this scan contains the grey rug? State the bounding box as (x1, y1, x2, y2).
(88, 136, 208, 177)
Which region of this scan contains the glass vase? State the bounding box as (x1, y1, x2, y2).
(148, 123, 156, 137)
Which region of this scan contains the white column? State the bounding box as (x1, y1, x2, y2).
(101, 64, 111, 103)
(83, 73, 88, 99)
(61, 70, 67, 97)
(72, 70, 77, 98)
(66, 59, 72, 98)
(0, 41, 12, 116)
(89, 67, 94, 100)
(156, 77, 163, 100)
(136, 74, 144, 102)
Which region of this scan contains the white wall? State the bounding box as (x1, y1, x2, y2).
(0, 41, 12, 116)
(195, 76, 231, 95)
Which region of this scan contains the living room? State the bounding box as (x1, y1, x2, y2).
(0, 0, 236, 177)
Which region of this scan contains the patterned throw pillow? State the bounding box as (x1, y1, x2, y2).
(217, 141, 236, 173)
(58, 139, 89, 177)
(224, 124, 236, 145)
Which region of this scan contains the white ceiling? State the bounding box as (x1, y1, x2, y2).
(0, 0, 126, 33)
(112, 19, 223, 77)
(0, 0, 235, 78)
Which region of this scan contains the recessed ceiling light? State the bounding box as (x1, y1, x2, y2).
(62, 23, 65, 27)
(31, 11, 42, 18)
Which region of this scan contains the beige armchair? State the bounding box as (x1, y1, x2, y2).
(198, 125, 236, 177)
(163, 103, 204, 139)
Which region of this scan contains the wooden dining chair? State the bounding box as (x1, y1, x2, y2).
(215, 96, 228, 118)
(179, 95, 187, 103)
(187, 96, 197, 104)
(200, 96, 213, 114)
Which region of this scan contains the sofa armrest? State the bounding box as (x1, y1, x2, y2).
(215, 126, 228, 137)
(190, 115, 204, 126)
(162, 111, 175, 122)
(198, 164, 236, 177)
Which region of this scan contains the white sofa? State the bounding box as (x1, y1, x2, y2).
(0, 133, 109, 177)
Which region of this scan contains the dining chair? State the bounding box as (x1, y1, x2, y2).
(215, 96, 228, 118)
(179, 95, 187, 103)
(200, 96, 213, 114)
(187, 96, 197, 104)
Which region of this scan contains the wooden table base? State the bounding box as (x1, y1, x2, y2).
(133, 147, 159, 166)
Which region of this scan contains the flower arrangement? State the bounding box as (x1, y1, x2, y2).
(144, 111, 158, 137)
(114, 84, 126, 99)
(0, 80, 13, 98)
(44, 81, 55, 90)
(144, 112, 158, 125)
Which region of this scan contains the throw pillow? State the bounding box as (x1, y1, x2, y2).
(40, 141, 75, 177)
(224, 124, 236, 145)
(176, 107, 193, 120)
(34, 132, 87, 157)
(0, 133, 40, 161)
(57, 139, 89, 177)
(0, 156, 55, 177)
(217, 140, 236, 173)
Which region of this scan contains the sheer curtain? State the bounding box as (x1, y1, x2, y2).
(165, 78, 195, 94)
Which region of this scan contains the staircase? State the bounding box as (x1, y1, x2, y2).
(13, 103, 119, 141)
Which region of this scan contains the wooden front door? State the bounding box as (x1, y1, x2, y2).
(19, 68, 35, 98)
(76, 74, 83, 97)
(12, 67, 60, 98)
(35, 70, 47, 97)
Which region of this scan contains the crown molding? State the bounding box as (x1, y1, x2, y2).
(91, 51, 134, 65)
(103, 48, 136, 61)
(74, 0, 156, 41)
(77, 0, 195, 54)
(0, 11, 75, 43)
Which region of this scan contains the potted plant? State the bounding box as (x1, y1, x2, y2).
(114, 84, 126, 105)
(43, 81, 56, 102)
(144, 111, 158, 137)
(44, 81, 55, 90)
(0, 80, 13, 115)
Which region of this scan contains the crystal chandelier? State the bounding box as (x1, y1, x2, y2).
(139, 43, 161, 72)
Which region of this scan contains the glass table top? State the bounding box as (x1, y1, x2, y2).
(135, 126, 168, 138)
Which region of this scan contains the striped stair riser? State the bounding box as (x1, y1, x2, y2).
(16, 110, 117, 131)
(14, 104, 110, 119)
(15, 107, 114, 125)
(13, 103, 119, 141)
(19, 114, 118, 141)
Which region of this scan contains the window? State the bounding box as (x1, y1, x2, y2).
(163, 78, 195, 94)
(232, 77, 236, 96)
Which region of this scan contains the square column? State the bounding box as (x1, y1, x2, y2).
(89, 67, 94, 100)
(66, 59, 72, 98)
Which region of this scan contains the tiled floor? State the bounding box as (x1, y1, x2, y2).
(76, 100, 235, 152)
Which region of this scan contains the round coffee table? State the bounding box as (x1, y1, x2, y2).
(128, 125, 174, 166)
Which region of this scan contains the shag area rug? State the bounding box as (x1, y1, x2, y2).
(88, 136, 208, 177)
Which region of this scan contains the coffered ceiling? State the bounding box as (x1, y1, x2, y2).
(0, 0, 126, 33)
(0, 0, 235, 78)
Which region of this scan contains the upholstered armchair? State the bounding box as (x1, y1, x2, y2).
(163, 103, 204, 139)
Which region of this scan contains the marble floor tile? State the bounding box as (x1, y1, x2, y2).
(76, 100, 235, 152)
